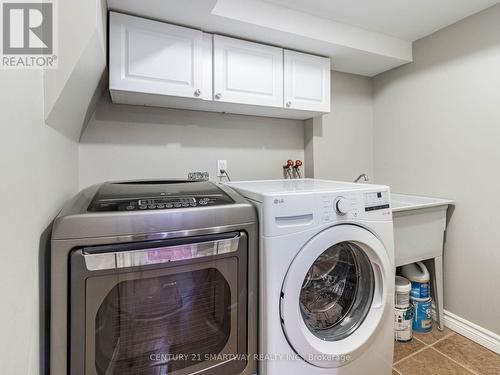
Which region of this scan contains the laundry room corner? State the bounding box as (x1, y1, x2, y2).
(2, 1, 500, 375)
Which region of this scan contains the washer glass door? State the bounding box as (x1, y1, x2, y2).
(280, 224, 391, 368)
(300, 241, 374, 341)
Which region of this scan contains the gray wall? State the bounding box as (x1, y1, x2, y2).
(44, 0, 106, 141)
(0, 73, 78, 374)
(79, 95, 305, 188)
(0, 1, 104, 373)
(373, 4, 500, 334)
(305, 71, 373, 181)
(79, 71, 375, 188)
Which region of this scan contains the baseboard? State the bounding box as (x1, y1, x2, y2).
(442, 310, 500, 355)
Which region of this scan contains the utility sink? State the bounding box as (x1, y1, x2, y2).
(391, 193, 454, 266)
(391, 193, 454, 330)
(392, 193, 454, 214)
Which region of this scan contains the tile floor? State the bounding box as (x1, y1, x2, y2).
(393, 327, 500, 375)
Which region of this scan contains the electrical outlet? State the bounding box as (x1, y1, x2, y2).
(217, 160, 227, 177)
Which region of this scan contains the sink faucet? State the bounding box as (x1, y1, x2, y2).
(354, 174, 369, 183)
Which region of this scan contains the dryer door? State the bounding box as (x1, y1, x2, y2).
(280, 224, 392, 368)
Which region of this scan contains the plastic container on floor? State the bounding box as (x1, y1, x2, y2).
(401, 261, 430, 299)
(394, 305, 413, 342)
(412, 296, 432, 333)
(395, 276, 412, 308)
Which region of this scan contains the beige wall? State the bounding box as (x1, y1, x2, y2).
(79, 95, 305, 188)
(306, 71, 373, 181)
(373, 4, 500, 334)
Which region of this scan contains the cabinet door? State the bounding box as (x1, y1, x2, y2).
(213, 35, 283, 107)
(109, 12, 204, 100)
(284, 50, 330, 112)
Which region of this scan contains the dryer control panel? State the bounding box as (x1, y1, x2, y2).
(88, 180, 234, 212)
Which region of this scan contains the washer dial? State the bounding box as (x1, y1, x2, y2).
(335, 197, 350, 215)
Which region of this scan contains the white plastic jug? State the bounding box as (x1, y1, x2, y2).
(401, 262, 430, 299)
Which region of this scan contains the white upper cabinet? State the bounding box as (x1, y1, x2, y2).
(213, 35, 283, 107)
(109, 13, 331, 119)
(284, 50, 331, 112)
(109, 12, 206, 100)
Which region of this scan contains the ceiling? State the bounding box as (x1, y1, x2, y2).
(264, 0, 500, 41)
(107, 0, 500, 76)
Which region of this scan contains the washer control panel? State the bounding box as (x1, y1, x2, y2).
(364, 191, 390, 212)
(320, 195, 355, 222)
(334, 197, 350, 215)
(319, 189, 391, 223)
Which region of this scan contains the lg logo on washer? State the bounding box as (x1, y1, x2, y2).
(1, 1, 58, 68)
(273, 198, 285, 205)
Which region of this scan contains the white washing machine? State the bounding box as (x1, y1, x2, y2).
(225, 179, 395, 375)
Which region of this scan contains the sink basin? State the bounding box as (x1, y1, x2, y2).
(390, 192, 454, 331)
(391, 193, 454, 267)
(391, 193, 454, 213)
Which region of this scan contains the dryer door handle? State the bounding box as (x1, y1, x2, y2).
(82, 236, 241, 271)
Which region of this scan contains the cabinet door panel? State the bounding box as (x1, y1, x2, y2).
(284, 50, 330, 112)
(214, 35, 283, 107)
(110, 12, 203, 99)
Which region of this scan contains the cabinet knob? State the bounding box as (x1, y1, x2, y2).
(215, 93, 222, 100)
(286, 101, 292, 107)
(194, 89, 201, 97)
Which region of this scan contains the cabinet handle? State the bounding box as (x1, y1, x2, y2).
(286, 101, 292, 108)
(194, 89, 201, 97)
(215, 93, 222, 100)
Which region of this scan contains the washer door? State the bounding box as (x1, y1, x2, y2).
(280, 224, 391, 368)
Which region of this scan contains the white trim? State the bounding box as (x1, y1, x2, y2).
(443, 310, 500, 355)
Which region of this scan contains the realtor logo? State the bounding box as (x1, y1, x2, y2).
(1, 1, 57, 68)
